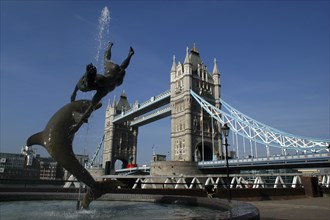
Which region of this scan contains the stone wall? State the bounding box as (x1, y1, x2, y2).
(150, 161, 201, 176)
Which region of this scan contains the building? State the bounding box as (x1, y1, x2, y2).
(152, 154, 167, 162)
(0, 152, 40, 180)
(39, 157, 64, 180)
(0, 152, 88, 181)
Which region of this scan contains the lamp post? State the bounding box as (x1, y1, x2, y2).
(222, 123, 231, 201)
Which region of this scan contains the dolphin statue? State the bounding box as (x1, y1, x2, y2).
(26, 100, 123, 209)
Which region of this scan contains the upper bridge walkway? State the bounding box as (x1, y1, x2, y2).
(113, 90, 170, 125)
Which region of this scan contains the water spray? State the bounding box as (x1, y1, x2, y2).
(95, 6, 111, 69)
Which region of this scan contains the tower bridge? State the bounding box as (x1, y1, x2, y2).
(101, 45, 330, 175)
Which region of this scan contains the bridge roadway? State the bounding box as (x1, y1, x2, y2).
(198, 153, 330, 171)
(115, 153, 330, 175)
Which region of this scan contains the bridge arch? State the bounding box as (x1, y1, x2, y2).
(114, 158, 128, 169)
(194, 141, 213, 161)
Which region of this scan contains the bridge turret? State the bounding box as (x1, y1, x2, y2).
(115, 91, 131, 115)
(170, 45, 223, 162)
(103, 92, 138, 174)
(103, 98, 117, 173)
(212, 58, 221, 108)
(170, 55, 176, 82)
(183, 47, 192, 75)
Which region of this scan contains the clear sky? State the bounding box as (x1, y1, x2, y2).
(1, 0, 329, 166)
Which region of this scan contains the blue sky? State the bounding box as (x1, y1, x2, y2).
(1, 0, 329, 166)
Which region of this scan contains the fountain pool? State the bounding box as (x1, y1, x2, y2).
(0, 194, 259, 220)
(0, 200, 224, 220)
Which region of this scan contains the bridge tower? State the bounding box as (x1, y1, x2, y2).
(170, 45, 223, 162)
(102, 92, 138, 174)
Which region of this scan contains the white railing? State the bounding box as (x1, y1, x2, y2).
(99, 173, 330, 190)
(198, 153, 330, 167)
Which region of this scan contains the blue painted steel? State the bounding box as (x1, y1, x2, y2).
(190, 89, 330, 153)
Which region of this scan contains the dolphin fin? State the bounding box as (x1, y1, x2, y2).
(26, 132, 43, 147)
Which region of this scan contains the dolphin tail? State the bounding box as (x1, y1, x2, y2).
(80, 180, 124, 209)
(95, 179, 124, 193)
(26, 132, 44, 147)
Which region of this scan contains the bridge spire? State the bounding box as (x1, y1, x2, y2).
(171, 55, 176, 72)
(112, 95, 117, 107)
(212, 58, 220, 75)
(212, 58, 221, 110)
(192, 43, 198, 53)
(184, 46, 192, 74)
(184, 46, 190, 64)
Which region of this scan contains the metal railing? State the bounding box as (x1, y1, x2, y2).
(100, 173, 329, 189)
(198, 153, 330, 168)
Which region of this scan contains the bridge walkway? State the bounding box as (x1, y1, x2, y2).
(247, 196, 330, 220)
(113, 90, 170, 124)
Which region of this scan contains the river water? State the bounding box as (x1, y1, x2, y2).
(0, 200, 224, 220)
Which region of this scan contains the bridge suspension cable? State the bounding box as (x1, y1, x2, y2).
(190, 90, 329, 154)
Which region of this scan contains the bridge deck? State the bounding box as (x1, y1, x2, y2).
(199, 153, 330, 170)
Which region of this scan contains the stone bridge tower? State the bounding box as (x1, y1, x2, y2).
(102, 92, 138, 174)
(170, 45, 223, 162)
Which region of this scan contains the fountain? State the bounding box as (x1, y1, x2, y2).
(11, 6, 259, 219)
(0, 194, 259, 220)
(94, 6, 111, 69)
(0, 198, 259, 220)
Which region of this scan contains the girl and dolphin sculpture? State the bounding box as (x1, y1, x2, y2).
(25, 42, 134, 209)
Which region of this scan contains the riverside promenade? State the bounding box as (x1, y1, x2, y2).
(247, 197, 330, 220)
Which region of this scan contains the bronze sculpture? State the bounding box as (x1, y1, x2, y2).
(25, 100, 123, 208)
(70, 42, 134, 132)
(26, 42, 134, 209)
